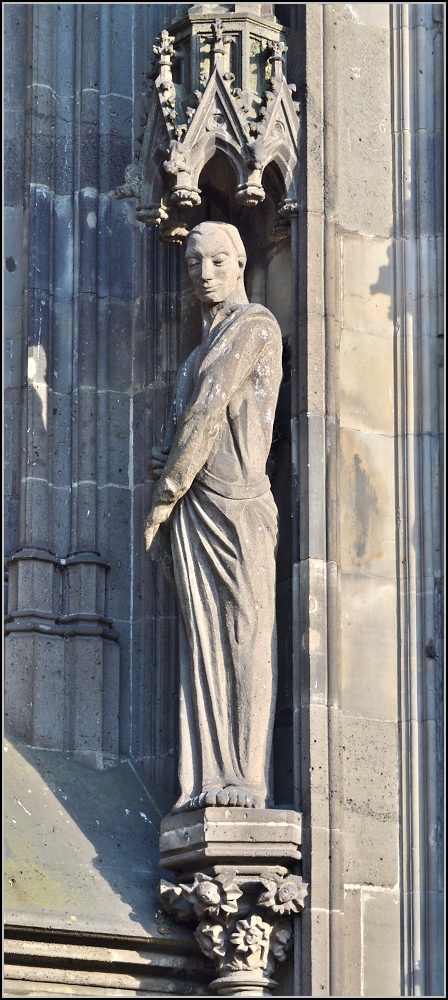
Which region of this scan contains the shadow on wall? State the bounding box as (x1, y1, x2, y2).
(4, 727, 209, 981)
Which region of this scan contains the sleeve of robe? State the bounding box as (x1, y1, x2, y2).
(149, 309, 279, 522)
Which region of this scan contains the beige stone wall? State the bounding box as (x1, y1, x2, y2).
(298, 4, 443, 996)
(336, 7, 400, 995)
(299, 5, 400, 995)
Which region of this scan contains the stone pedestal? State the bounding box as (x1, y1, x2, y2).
(159, 809, 307, 997)
(160, 807, 302, 872)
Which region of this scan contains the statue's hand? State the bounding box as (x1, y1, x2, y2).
(149, 445, 170, 482)
(144, 518, 160, 552)
(144, 502, 173, 552)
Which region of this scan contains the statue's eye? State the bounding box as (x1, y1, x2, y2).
(187, 258, 200, 268)
(212, 255, 228, 265)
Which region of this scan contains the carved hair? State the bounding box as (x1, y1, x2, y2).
(186, 221, 247, 266)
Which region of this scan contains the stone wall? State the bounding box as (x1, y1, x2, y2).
(4, 3, 181, 782)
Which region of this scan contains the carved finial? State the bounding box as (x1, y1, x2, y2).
(268, 38, 288, 83)
(153, 29, 175, 63)
(211, 17, 225, 45)
(205, 16, 229, 70)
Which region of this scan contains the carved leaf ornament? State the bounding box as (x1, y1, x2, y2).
(116, 13, 299, 243)
(159, 869, 307, 984)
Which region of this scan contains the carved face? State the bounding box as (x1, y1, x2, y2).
(185, 229, 245, 305)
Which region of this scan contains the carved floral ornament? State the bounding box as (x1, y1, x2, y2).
(159, 870, 308, 992)
(116, 12, 300, 243)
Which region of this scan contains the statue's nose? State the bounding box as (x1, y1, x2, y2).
(200, 259, 213, 280)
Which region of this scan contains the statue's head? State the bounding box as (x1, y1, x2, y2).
(185, 222, 247, 306)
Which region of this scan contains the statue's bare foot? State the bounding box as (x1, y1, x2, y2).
(175, 786, 265, 812)
(171, 798, 191, 815)
(216, 785, 264, 808)
(186, 787, 223, 810)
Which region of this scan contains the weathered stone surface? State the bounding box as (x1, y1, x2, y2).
(340, 573, 398, 720)
(339, 427, 396, 578)
(3, 732, 196, 955)
(334, 17, 393, 237)
(343, 887, 362, 997)
(340, 327, 394, 436)
(362, 888, 400, 997)
(343, 715, 399, 886)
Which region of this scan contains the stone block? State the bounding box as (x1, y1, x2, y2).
(105, 392, 130, 487)
(131, 392, 147, 486)
(4, 111, 26, 206)
(340, 327, 394, 436)
(343, 715, 399, 886)
(108, 198, 134, 300)
(3, 4, 27, 109)
(299, 414, 327, 560)
(362, 888, 400, 997)
(32, 636, 66, 749)
(4, 635, 35, 740)
(305, 209, 326, 328)
(132, 300, 148, 392)
(53, 4, 76, 96)
(12, 557, 57, 616)
(4, 309, 23, 390)
(111, 621, 131, 757)
(52, 302, 74, 394)
(54, 126, 75, 195)
(107, 299, 133, 392)
(98, 486, 132, 619)
(4, 207, 24, 310)
(304, 704, 331, 831)
(65, 559, 106, 618)
(78, 191, 99, 294)
(342, 4, 391, 30)
(28, 187, 52, 293)
(159, 807, 303, 872)
(427, 889, 445, 996)
(4, 496, 20, 560)
(149, 612, 179, 775)
(341, 571, 398, 721)
(102, 638, 121, 756)
(53, 195, 75, 300)
(3, 403, 14, 497)
(299, 558, 328, 707)
(73, 480, 97, 553)
(339, 427, 396, 578)
(343, 234, 394, 337)
(98, 93, 133, 193)
(335, 21, 393, 236)
(109, 4, 134, 97)
(343, 886, 362, 997)
(51, 391, 72, 485)
(308, 824, 330, 911)
(52, 487, 72, 558)
(67, 636, 105, 752)
(300, 904, 330, 996)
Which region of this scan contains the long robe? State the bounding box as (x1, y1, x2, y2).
(151, 301, 283, 809)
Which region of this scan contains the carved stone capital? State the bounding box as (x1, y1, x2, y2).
(159, 808, 307, 997)
(160, 868, 307, 996)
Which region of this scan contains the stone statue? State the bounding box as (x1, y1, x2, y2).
(144, 221, 283, 814)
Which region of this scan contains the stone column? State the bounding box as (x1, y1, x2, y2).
(392, 5, 444, 995)
(5, 4, 120, 767)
